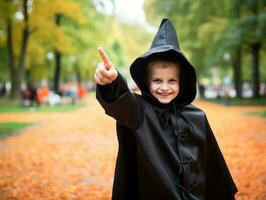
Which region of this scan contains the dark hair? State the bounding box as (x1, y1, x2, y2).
(145, 51, 182, 74)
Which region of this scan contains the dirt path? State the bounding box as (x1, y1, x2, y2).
(0, 95, 265, 200)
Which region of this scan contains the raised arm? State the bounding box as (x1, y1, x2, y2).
(95, 47, 142, 130)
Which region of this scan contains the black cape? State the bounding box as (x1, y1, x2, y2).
(96, 18, 237, 200)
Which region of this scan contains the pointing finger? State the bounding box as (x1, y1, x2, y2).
(98, 47, 111, 69)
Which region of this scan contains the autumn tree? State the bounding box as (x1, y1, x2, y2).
(0, 0, 85, 98)
(0, 0, 31, 99)
(0, 0, 153, 99)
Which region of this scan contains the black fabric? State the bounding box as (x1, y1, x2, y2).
(96, 76, 237, 199)
(97, 73, 142, 130)
(96, 18, 237, 200)
(151, 18, 180, 49)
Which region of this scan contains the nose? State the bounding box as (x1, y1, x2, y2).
(160, 82, 169, 91)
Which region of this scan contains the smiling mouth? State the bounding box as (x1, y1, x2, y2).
(157, 92, 172, 96)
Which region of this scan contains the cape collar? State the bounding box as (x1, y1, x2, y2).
(143, 92, 195, 136)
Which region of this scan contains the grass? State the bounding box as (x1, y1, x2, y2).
(247, 110, 266, 118)
(0, 122, 33, 137)
(0, 97, 86, 113)
(204, 97, 266, 106)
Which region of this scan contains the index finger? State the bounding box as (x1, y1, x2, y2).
(98, 47, 111, 66)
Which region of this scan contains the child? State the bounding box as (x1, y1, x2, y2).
(95, 18, 237, 200)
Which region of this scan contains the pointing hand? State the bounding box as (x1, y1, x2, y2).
(94, 47, 118, 85)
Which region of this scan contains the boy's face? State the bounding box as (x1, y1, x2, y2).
(148, 61, 180, 104)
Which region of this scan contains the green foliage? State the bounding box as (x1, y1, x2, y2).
(144, 0, 266, 83)
(0, 0, 151, 86)
(111, 40, 126, 68)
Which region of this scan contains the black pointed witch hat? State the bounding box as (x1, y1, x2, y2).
(129, 18, 197, 106)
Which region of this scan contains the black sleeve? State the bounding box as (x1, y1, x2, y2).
(204, 115, 238, 200)
(96, 73, 142, 130)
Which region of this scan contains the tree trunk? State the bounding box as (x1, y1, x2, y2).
(251, 43, 261, 98)
(54, 50, 62, 94)
(6, 20, 20, 99)
(17, 0, 30, 84)
(233, 46, 242, 98)
(7, 0, 30, 99)
(53, 14, 62, 94)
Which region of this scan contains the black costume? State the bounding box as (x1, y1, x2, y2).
(96, 18, 237, 200)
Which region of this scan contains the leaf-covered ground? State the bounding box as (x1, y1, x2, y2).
(0, 95, 265, 200)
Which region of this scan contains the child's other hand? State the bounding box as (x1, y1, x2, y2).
(94, 47, 118, 85)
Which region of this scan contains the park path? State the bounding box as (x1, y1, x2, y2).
(0, 94, 265, 200)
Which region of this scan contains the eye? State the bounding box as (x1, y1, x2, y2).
(169, 79, 178, 84)
(152, 79, 161, 83)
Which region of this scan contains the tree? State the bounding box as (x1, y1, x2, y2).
(0, 0, 31, 99)
(240, 0, 266, 97)
(0, 0, 85, 98)
(0, 0, 156, 97)
(38, 0, 85, 93)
